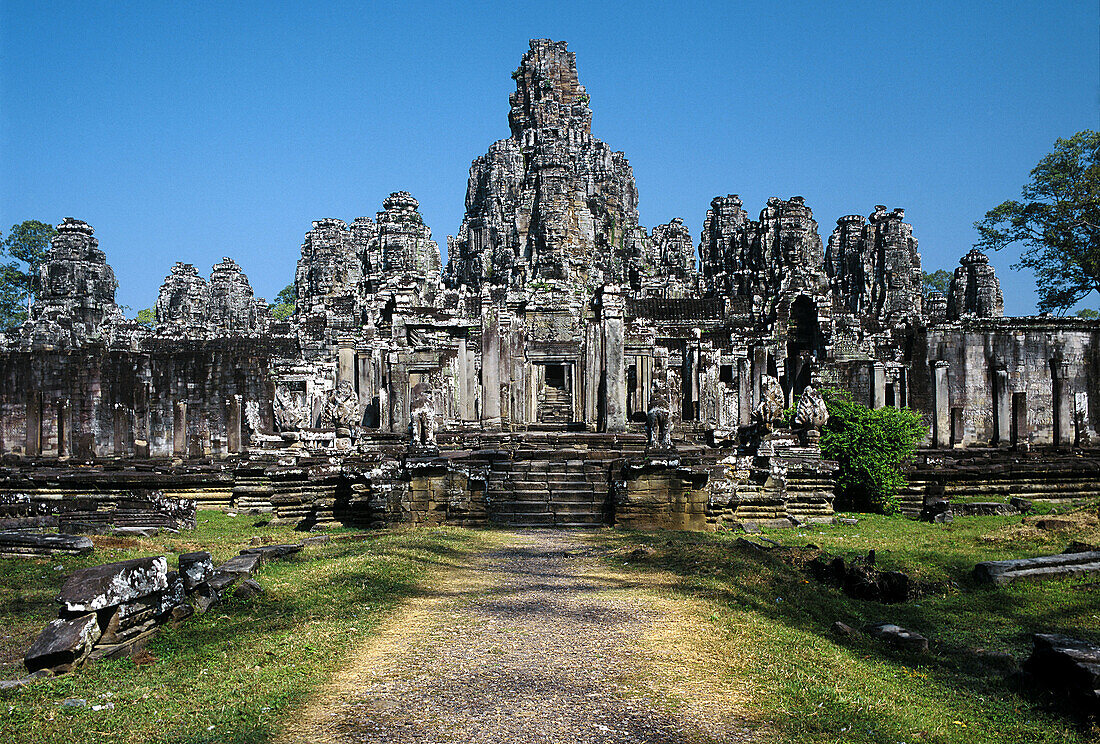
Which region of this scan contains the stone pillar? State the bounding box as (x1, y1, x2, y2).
(337, 343, 356, 389)
(173, 402, 187, 456)
(356, 352, 373, 426)
(25, 392, 41, 457)
(738, 357, 752, 426)
(57, 401, 70, 458)
(871, 362, 886, 409)
(752, 347, 765, 412)
(1011, 392, 1028, 451)
(481, 299, 501, 430)
(1051, 362, 1073, 447)
(226, 395, 242, 454)
(992, 366, 1010, 445)
(389, 357, 409, 435)
(601, 285, 626, 433)
(931, 361, 950, 448)
(583, 321, 602, 427)
(457, 336, 471, 420)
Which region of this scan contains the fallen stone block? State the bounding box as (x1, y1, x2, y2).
(57, 556, 168, 613)
(973, 551, 1100, 586)
(178, 551, 214, 591)
(239, 543, 303, 562)
(85, 626, 159, 663)
(24, 614, 101, 674)
(0, 532, 93, 558)
(956, 502, 1019, 516)
(217, 553, 261, 576)
(832, 621, 856, 636)
(865, 622, 929, 653)
(1022, 633, 1100, 717)
(1009, 497, 1033, 513)
(232, 579, 265, 599)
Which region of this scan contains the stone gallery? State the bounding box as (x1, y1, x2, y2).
(1, 40, 1098, 530)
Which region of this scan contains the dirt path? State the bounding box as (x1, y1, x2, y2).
(282, 531, 756, 744)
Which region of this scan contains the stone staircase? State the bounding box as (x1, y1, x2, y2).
(900, 448, 1100, 517)
(538, 386, 573, 425)
(486, 450, 614, 527)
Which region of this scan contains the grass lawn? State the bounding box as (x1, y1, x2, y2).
(598, 505, 1100, 744)
(0, 512, 505, 744)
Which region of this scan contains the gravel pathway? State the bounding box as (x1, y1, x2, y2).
(288, 530, 755, 744)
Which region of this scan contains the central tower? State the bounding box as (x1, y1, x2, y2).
(444, 39, 642, 296)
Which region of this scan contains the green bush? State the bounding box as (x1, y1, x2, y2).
(818, 389, 926, 514)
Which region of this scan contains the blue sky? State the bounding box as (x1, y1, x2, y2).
(2, 1, 1097, 316)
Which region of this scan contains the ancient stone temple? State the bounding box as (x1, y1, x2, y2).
(1, 39, 1098, 529)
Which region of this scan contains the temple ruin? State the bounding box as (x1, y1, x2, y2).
(1, 39, 1098, 529)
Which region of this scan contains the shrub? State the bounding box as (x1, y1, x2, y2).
(818, 388, 926, 514)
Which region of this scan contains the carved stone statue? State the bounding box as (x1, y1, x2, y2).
(273, 385, 305, 432)
(330, 380, 360, 433)
(646, 351, 673, 451)
(754, 375, 785, 432)
(795, 385, 829, 443)
(409, 380, 436, 448)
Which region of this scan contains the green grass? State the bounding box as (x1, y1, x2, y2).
(599, 508, 1100, 744)
(0, 512, 503, 744)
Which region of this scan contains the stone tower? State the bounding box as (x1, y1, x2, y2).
(947, 248, 1004, 319)
(444, 39, 641, 295)
(30, 218, 119, 336)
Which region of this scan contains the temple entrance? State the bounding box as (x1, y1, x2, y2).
(538, 363, 572, 424)
(785, 296, 820, 401)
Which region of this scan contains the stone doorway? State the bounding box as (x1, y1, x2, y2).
(538, 363, 572, 424)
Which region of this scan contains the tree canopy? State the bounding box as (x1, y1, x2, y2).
(271, 283, 296, 320)
(0, 220, 56, 330)
(974, 130, 1099, 314)
(921, 269, 952, 297)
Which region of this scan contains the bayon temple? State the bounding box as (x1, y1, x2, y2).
(1, 40, 1098, 530)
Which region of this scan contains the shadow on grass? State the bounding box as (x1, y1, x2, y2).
(601, 525, 1098, 743)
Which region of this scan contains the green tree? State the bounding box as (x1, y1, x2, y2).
(136, 307, 156, 327)
(270, 283, 296, 320)
(921, 269, 952, 297)
(0, 220, 57, 330)
(1075, 308, 1099, 319)
(818, 389, 926, 514)
(974, 130, 1100, 314)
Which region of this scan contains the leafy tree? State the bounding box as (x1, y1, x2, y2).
(921, 269, 952, 297)
(270, 283, 296, 320)
(0, 220, 57, 330)
(1075, 308, 1099, 319)
(817, 389, 926, 514)
(136, 307, 155, 327)
(974, 130, 1100, 314)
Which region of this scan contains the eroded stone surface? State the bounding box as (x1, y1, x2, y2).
(57, 556, 169, 613)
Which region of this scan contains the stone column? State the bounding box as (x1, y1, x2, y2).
(457, 336, 471, 420)
(173, 402, 188, 456)
(931, 361, 950, 448)
(601, 285, 626, 433)
(57, 401, 71, 458)
(337, 341, 356, 387)
(481, 298, 501, 430)
(992, 366, 1010, 445)
(583, 321, 602, 427)
(1051, 361, 1073, 447)
(389, 356, 409, 435)
(871, 362, 886, 409)
(226, 395, 242, 454)
(738, 358, 752, 426)
(25, 392, 41, 457)
(356, 352, 373, 427)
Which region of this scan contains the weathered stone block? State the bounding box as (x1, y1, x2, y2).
(24, 613, 101, 673)
(57, 557, 168, 613)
